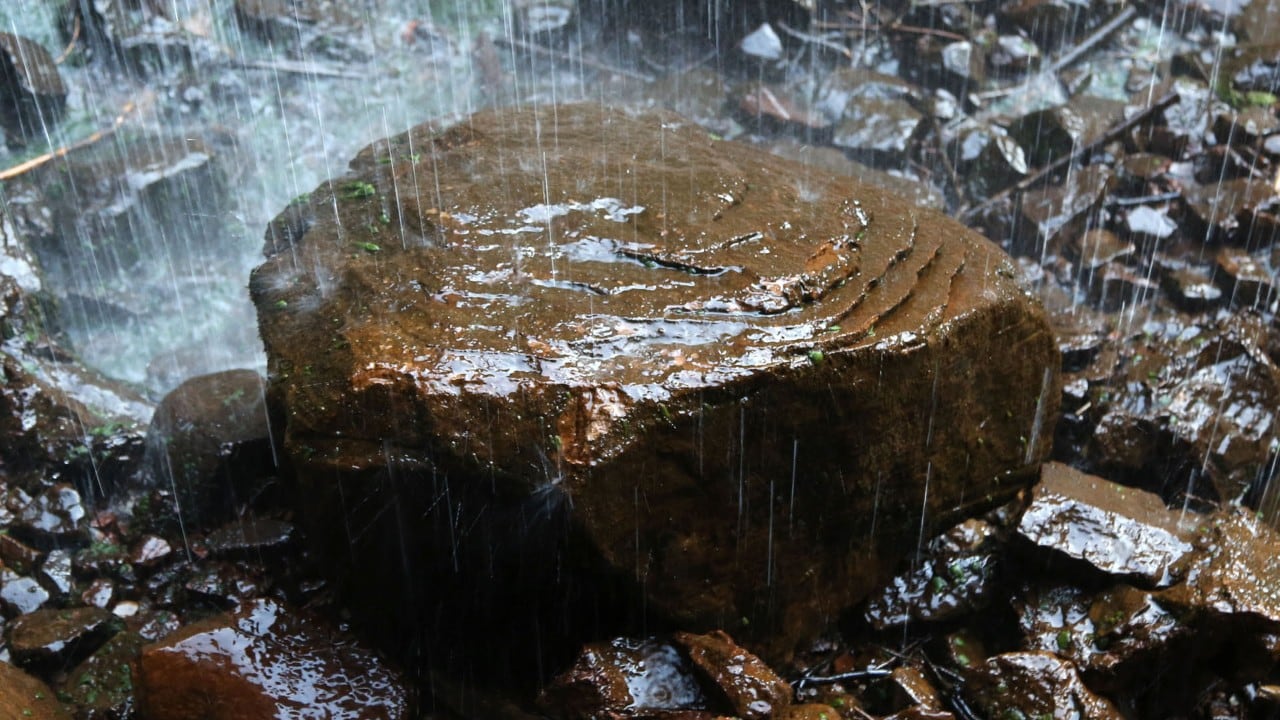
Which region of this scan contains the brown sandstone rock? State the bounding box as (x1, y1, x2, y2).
(250, 104, 1060, 666)
(135, 597, 409, 719)
(0, 660, 72, 720)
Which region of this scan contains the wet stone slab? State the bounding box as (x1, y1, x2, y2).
(250, 103, 1060, 665)
(1016, 462, 1196, 587)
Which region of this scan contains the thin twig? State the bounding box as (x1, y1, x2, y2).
(230, 58, 368, 79)
(1107, 190, 1182, 207)
(971, 5, 1137, 103)
(495, 36, 655, 83)
(55, 15, 80, 65)
(1047, 5, 1138, 76)
(958, 92, 1180, 223)
(777, 22, 853, 60)
(793, 667, 893, 689)
(0, 101, 137, 182)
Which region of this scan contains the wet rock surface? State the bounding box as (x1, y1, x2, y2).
(136, 596, 410, 719)
(0, 33, 66, 148)
(0, 659, 72, 720)
(1016, 462, 1195, 586)
(2, 0, 1280, 716)
(143, 369, 275, 529)
(251, 102, 1059, 667)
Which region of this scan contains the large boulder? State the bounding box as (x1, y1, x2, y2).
(250, 104, 1060, 672)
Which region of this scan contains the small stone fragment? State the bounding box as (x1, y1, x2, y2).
(36, 550, 71, 598)
(81, 578, 115, 609)
(143, 370, 275, 530)
(130, 535, 172, 569)
(1016, 164, 1113, 257)
(539, 638, 707, 718)
(1070, 229, 1134, 272)
(0, 536, 41, 577)
(1159, 262, 1224, 312)
(963, 651, 1123, 719)
(1162, 507, 1280, 627)
(739, 23, 783, 60)
(0, 569, 49, 616)
(673, 631, 791, 720)
(136, 597, 410, 719)
(865, 518, 1002, 629)
(1016, 463, 1195, 587)
(831, 98, 923, 155)
(1216, 248, 1278, 309)
(1124, 206, 1177, 240)
(233, 0, 371, 63)
(15, 484, 88, 548)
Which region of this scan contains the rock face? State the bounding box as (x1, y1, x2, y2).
(0, 33, 67, 147)
(250, 104, 1060, 668)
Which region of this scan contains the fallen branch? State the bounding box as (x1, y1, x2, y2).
(55, 14, 80, 65)
(970, 5, 1137, 103)
(230, 58, 367, 80)
(0, 101, 137, 182)
(495, 36, 655, 83)
(958, 91, 1179, 223)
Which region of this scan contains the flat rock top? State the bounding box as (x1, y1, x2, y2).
(256, 103, 1018, 409)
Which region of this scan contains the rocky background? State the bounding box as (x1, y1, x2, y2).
(0, 0, 1276, 718)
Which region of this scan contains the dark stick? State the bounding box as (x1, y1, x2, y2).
(958, 91, 1180, 223)
(495, 36, 656, 83)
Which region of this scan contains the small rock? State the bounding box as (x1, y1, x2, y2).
(865, 518, 1002, 629)
(963, 651, 1123, 719)
(1159, 262, 1224, 312)
(990, 34, 1041, 73)
(15, 484, 88, 548)
(129, 535, 172, 570)
(1089, 262, 1160, 312)
(815, 69, 917, 120)
(136, 597, 410, 719)
(36, 550, 71, 598)
(1016, 583, 1186, 686)
(831, 98, 923, 156)
(1016, 463, 1195, 587)
(0, 569, 49, 615)
(1009, 97, 1126, 167)
(143, 369, 275, 531)
(1069, 229, 1133, 271)
(539, 638, 707, 718)
(1124, 205, 1178, 240)
(739, 23, 783, 60)
(1216, 248, 1278, 310)
(81, 578, 115, 609)
(0, 659, 73, 719)
(5, 607, 118, 672)
(0, 535, 43, 575)
(1015, 164, 1113, 258)
(1162, 507, 1280, 627)
(739, 85, 829, 131)
(673, 631, 791, 720)
(1183, 177, 1279, 245)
